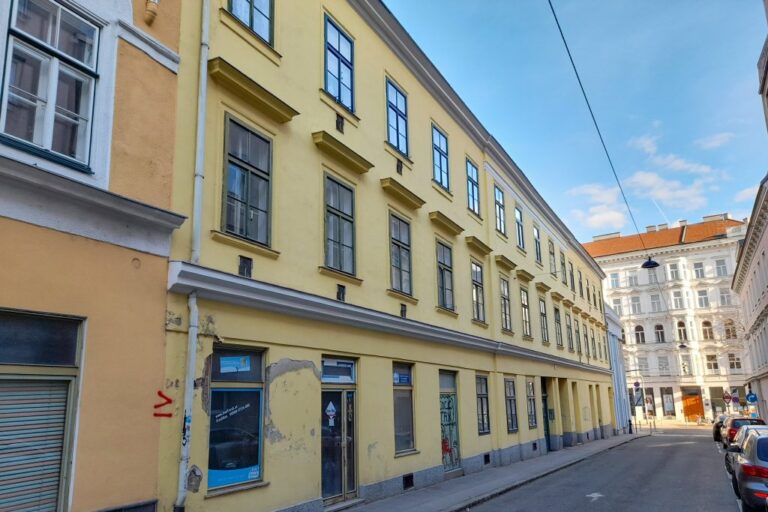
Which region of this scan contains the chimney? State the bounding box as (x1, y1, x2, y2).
(678, 219, 687, 227)
(658, 223, 668, 230)
(646, 225, 657, 233)
(592, 232, 621, 242)
(702, 213, 727, 223)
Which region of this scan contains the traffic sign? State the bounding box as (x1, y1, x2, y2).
(732, 396, 740, 404)
(723, 392, 732, 402)
(634, 381, 640, 389)
(747, 392, 758, 404)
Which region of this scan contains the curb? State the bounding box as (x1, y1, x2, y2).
(447, 434, 650, 512)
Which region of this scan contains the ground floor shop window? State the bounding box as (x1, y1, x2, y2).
(661, 387, 675, 417)
(208, 348, 264, 489)
(526, 378, 537, 428)
(504, 378, 518, 432)
(393, 363, 414, 452)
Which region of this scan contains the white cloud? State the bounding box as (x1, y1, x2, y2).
(650, 154, 713, 175)
(628, 135, 658, 155)
(624, 171, 707, 210)
(694, 132, 735, 150)
(734, 185, 759, 203)
(568, 183, 626, 230)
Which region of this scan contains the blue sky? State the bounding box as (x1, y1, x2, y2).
(384, 0, 768, 242)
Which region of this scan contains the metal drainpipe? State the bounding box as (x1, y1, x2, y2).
(175, 0, 209, 509)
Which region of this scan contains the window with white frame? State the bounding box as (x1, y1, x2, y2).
(2, 0, 98, 166)
(627, 272, 639, 287)
(680, 354, 692, 375)
(471, 261, 485, 322)
(554, 307, 563, 347)
(526, 378, 536, 428)
(494, 185, 505, 234)
(630, 296, 641, 314)
(574, 321, 581, 353)
(610, 273, 619, 288)
(697, 290, 709, 308)
(539, 297, 549, 343)
(637, 356, 649, 376)
(504, 379, 518, 432)
(658, 356, 670, 376)
(724, 319, 737, 340)
(669, 263, 680, 280)
(728, 353, 742, 372)
(654, 324, 665, 343)
(702, 321, 714, 340)
(648, 268, 658, 284)
(548, 240, 556, 276)
(672, 291, 684, 309)
(705, 354, 719, 374)
(612, 298, 622, 316)
(634, 325, 645, 344)
(500, 277, 512, 332)
(393, 363, 415, 452)
(677, 321, 688, 341)
(565, 313, 574, 351)
(650, 294, 662, 313)
(533, 226, 541, 263)
(693, 262, 704, 279)
(720, 288, 732, 306)
(560, 251, 567, 285)
(520, 287, 531, 337)
(715, 259, 728, 277)
(515, 207, 525, 250)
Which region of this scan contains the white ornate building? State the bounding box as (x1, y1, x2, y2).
(606, 304, 631, 433)
(584, 214, 748, 422)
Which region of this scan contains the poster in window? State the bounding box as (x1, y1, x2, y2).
(208, 389, 261, 488)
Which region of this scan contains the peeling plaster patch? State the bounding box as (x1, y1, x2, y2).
(165, 310, 182, 327)
(264, 359, 320, 444)
(367, 442, 378, 458)
(187, 465, 203, 493)
(199, 315, 217, 335)
(310, 428, 316, 437)
(200, 355, 212, 415)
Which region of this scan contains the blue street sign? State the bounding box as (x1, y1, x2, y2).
(747, 392, 758, 404)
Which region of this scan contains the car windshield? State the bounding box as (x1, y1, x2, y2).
(758, 438, 768, 462)
(733, 419, 766, 428)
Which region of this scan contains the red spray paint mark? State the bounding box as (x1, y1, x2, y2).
(153, 390, 174, 417)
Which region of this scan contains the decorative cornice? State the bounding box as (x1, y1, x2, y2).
(117, 19, 180, 73)
(734, 173, 768, 292)
(495, 254, 517, 272)
(516, 269, 535, 283)
(562, 299, 574, 308)
(380, 177, 425, 210)
(551, 292, 564, 302)
(312, 131, 374, 175)
(535, 281, 551, 293)
(168, 261, 612, 375)
(465, 236, 492, 256)
(572, 306, 582, 315)
(429, 210, 464, 237)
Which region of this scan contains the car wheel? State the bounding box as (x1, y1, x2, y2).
(742, 499, 762, 512)
(731, 476, 740, 498)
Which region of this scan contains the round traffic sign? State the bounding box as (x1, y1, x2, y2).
(732, 396, 740, 404)
(747, 392, 758, 404)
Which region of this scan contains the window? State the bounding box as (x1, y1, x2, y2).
(432, 125, 449, 189)
(494, 186, 506, 234)
(386, 80, 408, 155)
(729, 353, 742, 371)
(466, 159, 480, 215)
(611, 298, 622, 316)
(651, 294, 661, 313)
(635, 325, 645, 344)
(648, 268, 658, 284)
(436, 242, 454, 310)
(578, 270, 584, 297)
(533, 226, 541, 263)
(471, 261, 485, 322)
(324, 18, 353, 110)
(526, 378, 537, 428)
(574, 321, 582, 353)
(720, 288, 732, 306)
(209, 348, 264, 488)
(560, 252, 567, 285)
(504, 379, 518, 432)
(231, 0, 272, 44)
(500, 277, 512, 331)
(658, 356, 670, 376)
(637, 356, 649, 376)
(705, 355, 719, 373)
(520, 288, 531, 337)
(697, 290, 709, 308)
(569, 263, 575, 291)
(390, 215, 411, 295)
(583, 323, 590, 356)
(680, 354, 692, 376)
(725, 319, 737, 340)
(548, 240, 556, 276)
(654, 324, 665, 343)
(677, 321, 688, 341)
(702, 321, 714, 340)
(716, 259, 728, 277)
(669, 263, 680, 280)
(539, 298, 549, 343)
(565, 313, 574, 350)
(393, 363, 414, 452)
(516, 208, 525, 249)
(590, 328, 596, 356)
(673, 291, 684, 309)
(630, 296, 641, 314)
(225, 118, 271, 245)
(554, 307, 563, 347)
(476, 375, 490, 435)
(610, 273, 619, 288)
(693, 262, 704, 279)
(627, 273, 639, 286)
(324, 177, 354, 274)
(586, 279, 591, 303)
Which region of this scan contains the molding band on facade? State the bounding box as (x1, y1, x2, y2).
(117, 20, 181, 73)
(0, 155, 185, 256)
(167, 261, 612, 376)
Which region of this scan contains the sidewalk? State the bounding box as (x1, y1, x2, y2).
(349, 432, 649, 512)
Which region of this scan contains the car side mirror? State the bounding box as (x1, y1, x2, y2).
(726, 445, 742, 453)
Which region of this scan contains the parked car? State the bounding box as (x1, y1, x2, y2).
(728, 429, 768, 512)
(725, 425, 768, 475)
(721, 417, 766, 448)
(714, 414, 731, 442)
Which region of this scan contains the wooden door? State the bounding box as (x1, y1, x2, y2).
(682, 394, 704, 422)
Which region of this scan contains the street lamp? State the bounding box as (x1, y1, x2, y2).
(641, 257, 660, 269)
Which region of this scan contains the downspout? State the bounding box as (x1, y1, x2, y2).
(175, 0, 209, 509)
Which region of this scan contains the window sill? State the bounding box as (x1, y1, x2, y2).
(384, 142, 413, 169)
(387, 289, 418, 305)
(206, 480, 270, 498)
(219, 8, 281, 66)
(496, 230, 508, 243)
(507, 429, 519, 434)
(318, 266, 363, 285)
(394, 449, 420, 458)
(478, 431, 491, 436)
(467, 210, 483, 226)
(522, 335, 534, 342)
(472, 319, 488, 328)
(431, 181, 454, 201)
(211, 231, 280, 259)
(0, 134, 92, 174)
(516, 247, 527, 257)
(542, 341, 550, 346)
(556, 344, 565, 350)
(319, 89, 360, 127)
(501, 328, 515, 337)
(436, 306, 458, 318)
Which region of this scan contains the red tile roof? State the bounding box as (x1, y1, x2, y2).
(582, 219, 744, 258)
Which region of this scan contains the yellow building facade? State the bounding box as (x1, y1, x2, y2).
(162, 1, 615, 511)
(0, 1, 183, 510)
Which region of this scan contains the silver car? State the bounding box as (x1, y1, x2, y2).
(725, 425, 768, 475)
(728, 428, 768, 511)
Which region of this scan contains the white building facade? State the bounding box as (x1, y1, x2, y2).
(606, 304, 631, 432)
(584, 214, 749, 422)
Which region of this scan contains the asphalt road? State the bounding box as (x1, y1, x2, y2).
(471, 428, 740, 512)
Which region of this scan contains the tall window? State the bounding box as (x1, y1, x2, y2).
(225, 118, 271, 245)
(658, 356, 670, 376)
(715, 259, 728, 277)
(702, 321, 714, 340)
(520, 288, 531, 337)
(669, 263, 680, 280)
(466, 159, 480, 215)
(500, 277, 512, 331)
(471, 261, 485, 322)
(504, 379, 518, 432)
(648, 268, 658, 284)
(324, 17, 353, 110)
(630, 296, 641, 314)
(526, 378, 537, 428)
(720, 288, 732, 306)
(231, 0, 273, 44)
(612, 298, 622, 316)
(627, 273, 639, 286)
(637, 356, 649, 375)
(654, 324, 665, 343)
(582, 323, 589, 356)
(693, 262, 704, 279)
(209, 348, 264, 488)
(569, 263, 575, 291)
(516, 208, 525, 249)
(680, 354, 692, 375)
(432, 125, 449, 189)
(324, 177, 355, 274)
(476, 375, 490, 435)
(610, 273, 619, 288)
(565, 313, 574, 350)
(634, 326, 645, 344)
(724, 319, 737, 340)
(393, 363, 414, 452)
(437, 242, 454, 310)
(560, 252, 567, 285)
(729, 353, 742, 372)
(554, 307, 563, 347)
(697, 290, 709, 308)
(706, 355, 719, 373)
(494, 186, 506, 234)
(533, 226, 542, 263)
(677, 321, 688, 341)
(578, 271, 584, 297)
(574, 321, 581, 353)
(586, 279, 591, 302)
(590, 328, 596, 356)
(548, 240, 556, 276)
(2, 0, 98, 164)
(386, 80, 408, 155)
(673, 291, 684, 309)
(390, 214, 411, 295)
(539, 298, 549, 343)
(650, 294, 661, 313)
